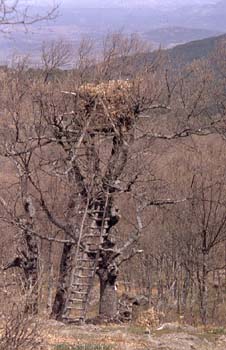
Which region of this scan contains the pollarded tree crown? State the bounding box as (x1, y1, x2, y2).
(71, 79, 141, 131)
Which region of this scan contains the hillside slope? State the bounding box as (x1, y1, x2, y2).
(143, 33, 226, 67)
(168, 33, 226, 64)
(144, 27, 221, 48)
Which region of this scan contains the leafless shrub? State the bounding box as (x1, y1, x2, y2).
(0, 305, 43, 350)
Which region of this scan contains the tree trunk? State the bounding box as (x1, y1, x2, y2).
(98, 267, 118, 319)
(23, 229, 39, 314)
(197, 252, 208, 325)
(51, 242, 74, 320)
(199, 234, 208, 325)
(46, 241, 54, 313)
(3, 227, 39, 314)
(182, 269, 191, 311)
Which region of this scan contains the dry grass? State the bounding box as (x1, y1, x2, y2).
(135, 307, 162, 328)
(40, 321, 226, 350)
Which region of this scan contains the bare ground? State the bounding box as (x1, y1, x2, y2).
(42, 320, 226, 350)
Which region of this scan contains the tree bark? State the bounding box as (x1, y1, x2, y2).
(46, 241, 54, 313)
(197, 251, 208, 325)
(3, 225, 39, 314)
(51, 242, 74, 320)
(98, 270, 118, 318)
(23, 229, 39, 314)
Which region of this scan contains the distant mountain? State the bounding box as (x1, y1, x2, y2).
(0, 1, 225, 64)
(144, 27, 220, 48)
(24, 0, 226, 33)
(53, 1, 226, 39)
(156, 33, 226, 66)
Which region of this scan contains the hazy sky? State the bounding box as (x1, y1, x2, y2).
(62, 0, 216, 6)
(25, 0, 218, 8)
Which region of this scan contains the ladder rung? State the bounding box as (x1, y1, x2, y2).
(86, 248, 99, 252)
(86, 242, 100, 246)
(77, 258, 92, 261)
(89, 208, 104, 214)
(71, 290, 87, 295)
(63, 317, 84, 323)
(72, 283, 90, 287)
(67, 306, 84, 310)
(65, 317, 84, 320)
(94, 217, 110, 221)
(69, 298, 84, 302)
(84, 237, 108, 239)
(85, 249, 99, 252)
(90, 226, 108, 230)
(84, 234, 101, 237)
(74, 274, 93, 278)
(85, 234, 107, 238)
(77, 261, 92, 265)
(77, 266, 95, 269)
(86, 232, 105, 235)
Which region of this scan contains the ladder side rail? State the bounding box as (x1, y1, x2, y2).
(62, 199, 90, 318)
(82, 192, 110, 321)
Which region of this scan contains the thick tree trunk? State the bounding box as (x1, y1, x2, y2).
(51, 242, 74, 320)
(4, 227, 39, 314)
(98, 266, 118, 319)
(99, 278, 118, 318)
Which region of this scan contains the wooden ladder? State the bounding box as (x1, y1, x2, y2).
(62, 195, 109, 324)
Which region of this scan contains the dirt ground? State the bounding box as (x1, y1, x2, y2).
(42, 320, 226, 350)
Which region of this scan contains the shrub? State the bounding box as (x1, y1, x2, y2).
(0, 306, 43, 350)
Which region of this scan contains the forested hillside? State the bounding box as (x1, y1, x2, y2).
(167, 33, 226, 65)
(142, 33, 226, 67)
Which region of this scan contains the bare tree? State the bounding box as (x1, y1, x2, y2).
(0, 0, 58, 29)
(2, 32, 226, 326)
(0, 45, 169, 321)
(41, 40, 73, 83)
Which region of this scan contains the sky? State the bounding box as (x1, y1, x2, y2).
(63, 0, 217, 7)
(24, 0, 218, 8)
